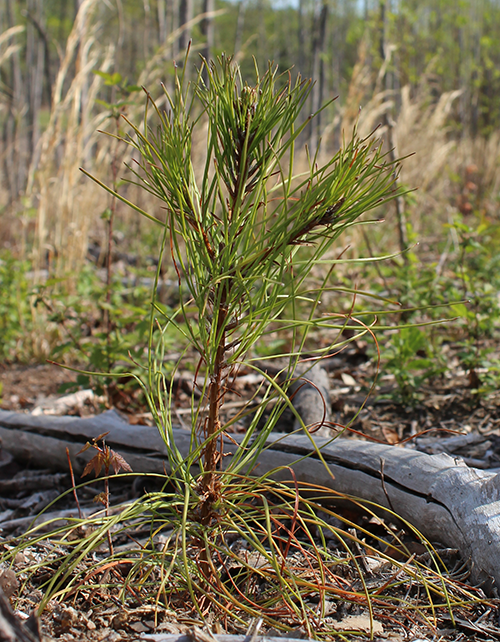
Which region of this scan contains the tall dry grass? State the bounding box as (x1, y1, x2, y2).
(30, 0, 114, 278)
(2, 5, 500, 278)
(333, 40, 500, 257)
(20, 1, 225, 281)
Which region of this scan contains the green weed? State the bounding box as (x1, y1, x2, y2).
(449, 218, 500, 390)
(36, 265, 186, 403)
(0, 253, 32, 362)
(381, 326, 445, 406)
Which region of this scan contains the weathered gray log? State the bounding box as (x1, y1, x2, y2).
(0, 586, 40, 642)
(289, 363, 333, 437)
(1, 408, 500, 591)
(0, 409, 179, 475)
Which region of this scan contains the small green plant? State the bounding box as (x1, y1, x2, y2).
(372, 214, 500, 401)
(381, 326, 444, 405)
(0, 253, 34, 362)
(450, 217, 500, 390)
(0, 252, 66, 362)
(36, 265, 167, 404)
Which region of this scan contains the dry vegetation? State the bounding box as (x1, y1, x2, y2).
(1, 3, 499, 283)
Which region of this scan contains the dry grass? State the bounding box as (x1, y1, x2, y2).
(1, 7, 500, 279)
(326, 44, 500, 257)
(17, 3, 223, 282)
(27, 0, 115, 278)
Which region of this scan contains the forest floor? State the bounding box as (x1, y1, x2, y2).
(2, 348, 500, 642)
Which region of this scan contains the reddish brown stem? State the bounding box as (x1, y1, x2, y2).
(104, 475, 114, 556)
(199, 292, 228, 525)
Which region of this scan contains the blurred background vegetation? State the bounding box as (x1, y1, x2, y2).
(2, 0, 500, 405)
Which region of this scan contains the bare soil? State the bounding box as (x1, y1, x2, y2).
(0, 364, 78, 414)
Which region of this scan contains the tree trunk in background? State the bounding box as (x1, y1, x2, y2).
(24, 0, 53, 181)
(201, 0, 214, 71)
(234, 0, 246, 58)
(309, 0, 328, 152)
(167, 0, 179, 59)
(26, 0, 43, 162)
(470, 0, 483, 138)
(297, 0, 307, 77)
(378, 0, 386, 68)
(24, 1, 52, 110)
(142, 0, 151, 61)
(3, 0, 26, 204)
(178, 0, 193, 55)
(378, 0, 407, 255)
(256, 0, 266, 69)
(456, 0, 483, 138)
(158, 0, 167, 44)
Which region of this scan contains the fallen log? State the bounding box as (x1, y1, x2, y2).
(288, 363, 333, 437)
(0, 586, 40, 642)
(0, 408, 500, 591)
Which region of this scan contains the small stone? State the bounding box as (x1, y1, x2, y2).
(129, 621, 150, 633)
(0, 568, 19, 598)
(97, 628, 112, 641)
(24, 589, 43, 606)
(53, 604, 79, 630)
(112, 612, 128, 629)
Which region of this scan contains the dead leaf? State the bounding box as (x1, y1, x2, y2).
(110, 450, 133, 474)
(0, 569, 18, 598)
(334, 614, 383, 635)
(382, 425, 400, 445)
(341, 372, 356, 387)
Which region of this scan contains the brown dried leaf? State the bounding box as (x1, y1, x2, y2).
(382, 425, 400, 445)
(109, 450, 133, 474)
(77, 441, 93, 455)
(77, 432, 110, 455)
(82, 452, 105, 478)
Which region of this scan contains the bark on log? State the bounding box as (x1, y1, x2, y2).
(289, 363, 333, 437)
(1, 408, 500, 591)
(0, 587, 40, 642)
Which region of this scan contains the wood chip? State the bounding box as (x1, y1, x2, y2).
(333, 614, 383, 635)
(0, 571, 18, 599)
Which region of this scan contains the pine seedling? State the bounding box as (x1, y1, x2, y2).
(3, 56, 483, 633)
(85, 54, 401, 516)
(76, 55, 437, 623)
